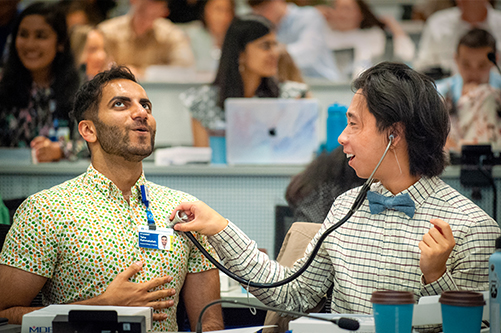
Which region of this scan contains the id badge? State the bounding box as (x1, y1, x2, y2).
(138, 226, 174, 250)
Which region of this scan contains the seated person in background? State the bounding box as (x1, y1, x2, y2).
(0, 0, 20, 66)
(183, 0, 235, 72)
(317, 0, 415, 79)
(247, 0, 341, 82)
(180, 15, 308, 147)
(61, 0, 103, 30)
(70, 25, 112, 80)
(98, 0, 194, 79)
(60, 0, 116, 26)
(0, 66, 224, 332)
(286, 146, 364, 224)
(0, 2, 83, 162)
(436, 28, 501, 151)
(173, 62, 500, 331)
(414, 0, 501, 75)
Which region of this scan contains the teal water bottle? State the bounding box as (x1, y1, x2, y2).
(490, 236, 501, 333)
(326, 103, 347, 152)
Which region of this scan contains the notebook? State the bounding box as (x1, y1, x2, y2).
(225, 98, 319, 165)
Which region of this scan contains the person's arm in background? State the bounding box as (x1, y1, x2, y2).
(380, 16, 416, 63)
(285, 9, 339, 81)
(315, 5, 337, 31)
(182, 269, 224, 331)
(30, 137, 63, 162)
(191, 118, 209, 147)
(413, 18, 438, 71)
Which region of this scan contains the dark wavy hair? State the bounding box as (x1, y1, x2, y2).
(457, 28, 497, 53)
(353, 62, 450, 177)
(0, 2, 80, 120)
(213, 14, 279, 109)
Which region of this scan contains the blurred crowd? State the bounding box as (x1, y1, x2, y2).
(0, 0, 500, 161)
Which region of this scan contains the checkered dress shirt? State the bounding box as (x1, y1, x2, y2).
(210, 176, 500, 316)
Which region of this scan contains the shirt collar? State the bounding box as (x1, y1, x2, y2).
(84, 164, 147, 203)
(369, 176, 440, 214)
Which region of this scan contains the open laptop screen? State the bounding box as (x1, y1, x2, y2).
(225, 98, 319, 165)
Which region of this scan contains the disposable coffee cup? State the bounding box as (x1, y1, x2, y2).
(439, 291, 485, 333)
(370, 290, 414, 333)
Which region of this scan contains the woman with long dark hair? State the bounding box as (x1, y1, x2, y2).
(180, 14, 308, 147)
(0, 2, 81, 162)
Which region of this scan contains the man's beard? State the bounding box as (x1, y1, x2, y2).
(94, 118, 156, 162)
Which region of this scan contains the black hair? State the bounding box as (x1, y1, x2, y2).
(457, 28, 497, 54)
(353, 62, 450, 177)
(72, 65, 137, 123)
(247, 0, 267, 7)
(286, 146, 364, 223)
(213, 14, 279, 109)
(0, 2, 79, 120)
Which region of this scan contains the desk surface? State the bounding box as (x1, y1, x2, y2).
(220, 286, 263, 308)
(0, 158, 489, 178)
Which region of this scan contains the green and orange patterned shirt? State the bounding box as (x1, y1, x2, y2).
(0, 165, 217, 331)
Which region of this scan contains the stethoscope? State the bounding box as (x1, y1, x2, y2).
(171, 134, 395, 288)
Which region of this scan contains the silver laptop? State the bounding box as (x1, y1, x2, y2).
(225, 98, 319, 165)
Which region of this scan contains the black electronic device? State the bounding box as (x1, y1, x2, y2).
(423, 66, 451, 81)
(459, 144, 498, 220)
(0, 318, 21, 333)
(460, 144, 494, 188)
(52, 310, 145, 333)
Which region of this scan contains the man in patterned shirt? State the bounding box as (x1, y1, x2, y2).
(172, 62, 501, 328)
(0, 66, 223, 332)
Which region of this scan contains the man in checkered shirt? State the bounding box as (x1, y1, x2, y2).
(173, 62, 501, 326)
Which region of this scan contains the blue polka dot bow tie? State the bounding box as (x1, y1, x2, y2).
(366, 191, 416, 218)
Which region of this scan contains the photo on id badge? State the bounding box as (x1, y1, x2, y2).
(138, 226, 173, 251)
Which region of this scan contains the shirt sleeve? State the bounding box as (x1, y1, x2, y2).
(420, 217, 500, 296)
(286, 11, 330, 72)
(413, 20, 437, 71)
(0, 193, 59, 278)
(393, 34, 416, 63)
(209, 221, 333, 313)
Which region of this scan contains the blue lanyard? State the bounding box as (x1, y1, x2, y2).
(140, 185, 156, 230)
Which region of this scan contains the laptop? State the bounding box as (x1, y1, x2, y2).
(225, 98, 319, 165)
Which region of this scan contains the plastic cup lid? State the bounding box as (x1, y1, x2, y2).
(370, 290, 415, 305)
(439, 291, 485, 307)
